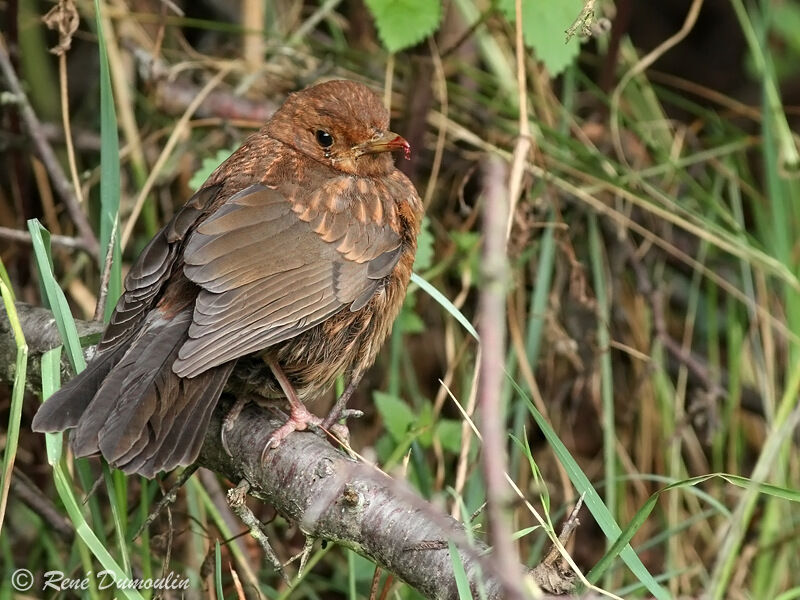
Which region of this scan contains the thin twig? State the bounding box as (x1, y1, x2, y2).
(288, 0, 343, 45)
(227, 479, 290, 585)
(58, 53, 84, 206)
(134, 464, 198, 540)
(0, 226, 91, 251)
(11, 469, 74, 542)
(478, 156, 527, 598)
(93, 217, 118, 322)
(0, 35, 99, 258)
(423, 38, 448, 209)
(506, 0, 532, 242)
(120, 66, 232, 250)
(609, 0, 704, 164)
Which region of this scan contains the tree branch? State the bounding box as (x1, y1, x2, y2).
(1, 303, 578, 599)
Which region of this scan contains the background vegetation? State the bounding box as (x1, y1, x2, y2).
(2, 0, 800, 598)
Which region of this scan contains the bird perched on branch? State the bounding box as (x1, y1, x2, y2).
(33, 80, 423, 478)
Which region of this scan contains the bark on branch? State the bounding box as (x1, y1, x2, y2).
(1, 303, 577, 599)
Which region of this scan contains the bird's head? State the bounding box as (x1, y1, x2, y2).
(266, 80, 410, 177)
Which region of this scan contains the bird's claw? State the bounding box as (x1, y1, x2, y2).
(221, 397, 248, 457)
(260, 403, 323, 465)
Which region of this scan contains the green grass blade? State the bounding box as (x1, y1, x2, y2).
(40, 346, 64, 463)
(94, 0, 122, 320)
(51, 467, 144, 600)
(0, 281, 28, 539)
(587, 215, 616, 533)
(214, 540, 224, 599)
(448, 541, 474, 600)
(27, 219, 87, 373)
(510, 377, 670, 600)
(411, 272, 479, 340)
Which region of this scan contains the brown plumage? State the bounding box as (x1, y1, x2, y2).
(32, 80, 423, 477)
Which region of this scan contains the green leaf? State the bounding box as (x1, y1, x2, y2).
(434, 419, 463, 454)
(364, 0, 442, 52)
(398, 306, 426, 334)
(498, 0, 583, 75)
(190, 148, 235, 191)
(413, 216, 434, 272)
(374, 391, 415, 442)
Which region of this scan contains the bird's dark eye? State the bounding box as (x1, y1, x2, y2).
(315, 130, 334, 148)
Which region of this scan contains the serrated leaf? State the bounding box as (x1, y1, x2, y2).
(364, 0, 442, 53)
(374, 391, 416, 442)
(190, 148, 235, 191)
(498, 0, 583, 75)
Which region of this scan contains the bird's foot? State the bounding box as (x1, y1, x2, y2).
(221, 397, 249, 456)
(323, 409, 363, 445)
(260, 402, 323, 463)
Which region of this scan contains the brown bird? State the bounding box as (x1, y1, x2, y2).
(32, 80, 423, 478)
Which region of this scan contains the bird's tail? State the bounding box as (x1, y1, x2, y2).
(32, 308, 233, 477)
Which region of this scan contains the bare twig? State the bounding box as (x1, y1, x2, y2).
(134, 464, 198, 541)
(565, 0, 596, 42)
(0, 36, 99, 258)
(506, 0, 532, 243)
(0, 226, 92, 251)
(609, 0, 704, 164)
(93, 218, 118, 322)
(44, 0, 85, 208)
(227, 479, 289, 584)
(288, 0, 343, 45)
(120, 66, 232, 250)
(11, 469, 74, 542)
(478, 156, 528, 598)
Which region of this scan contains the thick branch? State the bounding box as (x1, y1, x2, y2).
(1, 303, 577, 599)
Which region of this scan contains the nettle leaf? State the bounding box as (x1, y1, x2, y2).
(498, 0, 583, 75)
(189, 148, 235, 191)
(364, 0, 442, 53)
(374, 391, 416, 442)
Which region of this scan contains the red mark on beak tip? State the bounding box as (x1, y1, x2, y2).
(393, 136, 411, 160)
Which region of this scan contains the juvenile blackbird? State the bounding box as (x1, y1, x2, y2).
(32, 80, 423, 477)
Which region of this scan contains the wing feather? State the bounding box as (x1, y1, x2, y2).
(173, 183, 402, 378)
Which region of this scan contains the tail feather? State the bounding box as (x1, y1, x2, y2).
(117, 363, 233, 477)
(31, 344, 128, 432)
(93, 311, 193, 462)
(33, 307, 233, 477)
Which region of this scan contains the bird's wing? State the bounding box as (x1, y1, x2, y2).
(172, 182, 402, 378)
(98, 184, 222, 351)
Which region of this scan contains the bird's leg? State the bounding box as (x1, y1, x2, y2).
(262, 356, 324, 456)
(221, 396, 249, 456)
(321, 369, 365, 430)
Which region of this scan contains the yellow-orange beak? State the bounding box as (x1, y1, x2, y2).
(355, 131, 411, 160)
